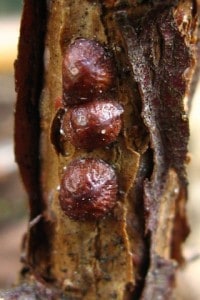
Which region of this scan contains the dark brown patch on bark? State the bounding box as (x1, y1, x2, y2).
(14, 0, 54, 279)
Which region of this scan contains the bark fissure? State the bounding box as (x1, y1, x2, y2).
(11, 0, 199, 299)
(115, 1, 197, 298)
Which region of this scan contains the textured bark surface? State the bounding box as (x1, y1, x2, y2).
(9, 0, 198, 299)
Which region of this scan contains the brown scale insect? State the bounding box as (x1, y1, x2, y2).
(59, 158, 118, 220)
(61, 99, 124, 150)
(62, 38, 115, 105)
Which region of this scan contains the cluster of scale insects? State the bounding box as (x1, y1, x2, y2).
(53, 38, 124, 221)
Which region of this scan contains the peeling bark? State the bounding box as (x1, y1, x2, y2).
(10, 0, 199, 299)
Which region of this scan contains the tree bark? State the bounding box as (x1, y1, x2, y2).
(1, 0, 199, 299)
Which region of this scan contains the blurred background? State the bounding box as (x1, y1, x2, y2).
(0, 0, 27, 289)
(0, 1, 199, 298)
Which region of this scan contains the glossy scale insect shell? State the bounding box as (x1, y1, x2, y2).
(59, 158, 118, 220)
(62, 38, 115, 106)
(61, 99, 124, 150)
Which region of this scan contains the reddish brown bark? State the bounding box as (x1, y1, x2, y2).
(1, 0, 198, 299)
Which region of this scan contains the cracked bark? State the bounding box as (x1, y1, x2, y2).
(1, 0, 198, 299)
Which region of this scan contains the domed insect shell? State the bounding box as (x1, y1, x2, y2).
(62, 38, 116, 106)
